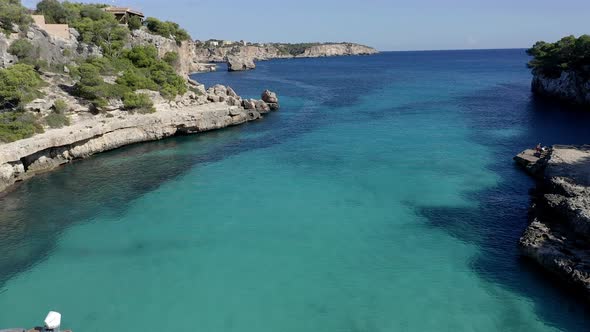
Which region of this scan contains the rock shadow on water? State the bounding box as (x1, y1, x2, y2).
(0, 117, 285, 288)
(414, 83, 590, 331)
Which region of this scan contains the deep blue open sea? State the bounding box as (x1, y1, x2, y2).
(1, 50, 590, 331)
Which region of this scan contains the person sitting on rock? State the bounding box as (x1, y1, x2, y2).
(536, 143, 542, 153)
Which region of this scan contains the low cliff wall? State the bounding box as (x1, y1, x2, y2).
(532, 71, 590, 106)
(0, 103, 263, 193)
(516, 145, 590, 300)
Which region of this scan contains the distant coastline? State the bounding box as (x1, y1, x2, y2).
(527, 35, 590, 106)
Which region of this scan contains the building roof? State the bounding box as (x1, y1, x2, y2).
(105, 7, 145, 18)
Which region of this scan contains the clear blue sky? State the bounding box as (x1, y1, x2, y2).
(23, 0, 590, 51)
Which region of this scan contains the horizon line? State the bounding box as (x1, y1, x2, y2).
(377, 47, 528, 52)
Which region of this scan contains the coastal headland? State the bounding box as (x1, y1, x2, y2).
(527, 35, 590, 106)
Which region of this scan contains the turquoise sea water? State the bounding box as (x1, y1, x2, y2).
(1, 50, 590, 331)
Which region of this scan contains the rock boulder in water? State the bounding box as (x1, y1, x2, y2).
(255, 100, 271, 113)
(227, 56, 256, 71)
(261, 90, 279, 110)
(261, 90, 278, 103)
(242, 99, 256, 110)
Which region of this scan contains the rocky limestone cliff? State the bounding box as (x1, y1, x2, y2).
(296, 43, 378, 57)
(0, 82, 280, 193)
(193, 44, 290, 63)
(0, 33, 17, 67)
(532, 71, 590, 106)
(0, 24, 101, 70)
(128, 29, 215, 77)
(515, 145, 590, 300)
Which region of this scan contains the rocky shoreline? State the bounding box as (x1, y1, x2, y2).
(514, 145, 590, 300)
(194, 42, 379, 72)
(0, 87, 279, 194)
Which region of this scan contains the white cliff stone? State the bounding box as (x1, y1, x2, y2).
(532, 71, 590, 106)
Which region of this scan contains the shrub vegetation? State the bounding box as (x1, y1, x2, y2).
(0, 111, 43, 142)
(0, 0, 32, 34)
(162, 51, 179, 66)
(127, 15, 142, 31)
(0, 64, 44, 109)
(527, 35, 590, 78)
(122, 92, 155, 113)
(8, 39, 40, 65)
(53, 99, 68, 113)
(44, 112, 70, 128)
(0, 2, 193, 142)
(144, 17, 190, 43)
(71, 45, 187, 106)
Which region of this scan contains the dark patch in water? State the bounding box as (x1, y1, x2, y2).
(415, 82, 590, 331)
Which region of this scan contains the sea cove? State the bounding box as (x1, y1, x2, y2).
(1, 50, 590, 331)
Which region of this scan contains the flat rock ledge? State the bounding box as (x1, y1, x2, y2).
(515, 145, 590, 300)
(0, 90, 279, 193)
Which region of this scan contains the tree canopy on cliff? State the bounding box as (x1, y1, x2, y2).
(0, 64, 44, 109)
(0, 0, 32, 34)
(71, 45, 187, 107)
(527, 35, 590, 78)
(144, 17, 190, 43)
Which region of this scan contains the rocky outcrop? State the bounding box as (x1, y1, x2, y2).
(261, 89, 279, 110)
(531, 71, 590, 106)
(516, 145, 590, 300)
(0, 25, 101, 70)
(0, 87, 279, 193)
(128, 29, 215, 76)
(0, 33, 17, 68)
(513, 148, 551, 177)
(227, 55, 256, 71)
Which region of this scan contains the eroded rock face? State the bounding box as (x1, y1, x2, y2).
(517, 145, 590, 300)
(129, 29, 214, 77)
(0, 87, 278, 192)
(0, 33, 17, 68)
(227, 55, 256, 71)
(0, 25, 100, 70)
(532, 71, 590, 106)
